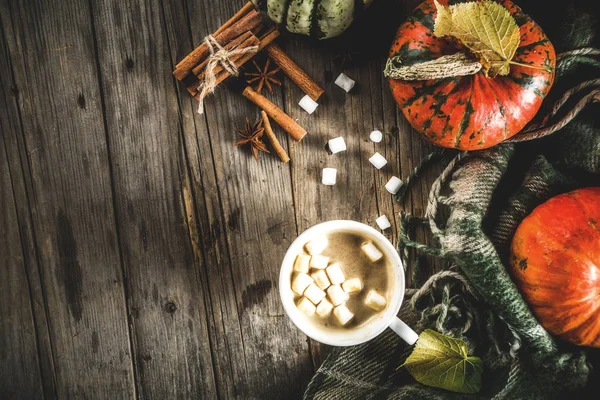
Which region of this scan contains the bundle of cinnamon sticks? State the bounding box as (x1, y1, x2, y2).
(173, 2, 325, 145)
(173, 2, 275, 96)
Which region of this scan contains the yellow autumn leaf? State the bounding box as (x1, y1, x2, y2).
(433, 0, 521, 77)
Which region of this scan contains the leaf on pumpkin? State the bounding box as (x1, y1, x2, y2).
(433, 0, 521, 77)
(401, 329, 483, 394)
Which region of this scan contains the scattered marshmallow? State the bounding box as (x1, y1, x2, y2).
(342, 278, 363, 294)
(328, 137, 347, 154)
(370, 130, 383, 143)
(334, 73, 355, 92)
(316, 298, 334, 317)
(327, 284, 349, 306)
(305, 236, 328, 255)
(299, 94, 318, 114)
(326, 263, 345, 285)
(311, 270, 331, 290)
(365, 290, 387, 311)
(293, 254, 311, 273)
(297, 297, 316, 316)
(369, 152, 387, 169)
(304, 283, 326, 304)
(361, 241, 383, 262)
(385, 176, 403, 194)
(333, 305, 354, 325)
(292, 273, 314, 295)
(322, 168, 337, 185)
(376, 215, 391, 230)
(310, 255, 329, 270)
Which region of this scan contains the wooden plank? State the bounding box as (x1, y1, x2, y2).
(0, 120, 44, 400)
(161, 0, 252, 397)
(178, 0, 315, 397)
(87, 0, 218, 397)
(0, 0, 136, 397)
(0, 19, 57, 397)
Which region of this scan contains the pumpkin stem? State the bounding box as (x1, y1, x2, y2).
(385, 53, 482, 81)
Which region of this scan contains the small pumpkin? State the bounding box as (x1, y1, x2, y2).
(388, 0, 556, 150)
(510, 187, 600, 348)
(252, 0, 375, 39)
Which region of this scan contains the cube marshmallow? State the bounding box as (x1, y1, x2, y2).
(376, 215, 391, 230)
(292, 273, 314, 295)
(297, 297, 316, 316)
(385, 176, 403, 194)
(327, 284, 349, 306)
(333, 305, 354, 325)
(326, 263, 345, 285)
(293, 253, 311, 273)
(311, 269, 331, 290)
(342, 278, 363, 294)
(334, 73, 355, 92)
(316, 298, 334, 317)
(369, 152, 387, 169)
(299, 94, 318, 114)
(370, 130, 383, 143)
(328, 137, 347, 154)
(305, 236, 328, 255)
(365, 290, 387, 311)
(361, 241, 383, 262)
(310, 255, 329, 270)
(322, 168, 337, 185)
(304, 284, 326, 304)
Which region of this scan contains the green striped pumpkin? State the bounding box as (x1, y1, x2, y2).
(252, 0, 375, 39)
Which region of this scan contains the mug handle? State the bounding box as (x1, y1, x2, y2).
(389, 316, 419, 345)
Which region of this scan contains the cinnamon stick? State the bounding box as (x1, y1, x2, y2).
(192, 30, 254, 76)
(173, 9, 263, 80)
(187, 33, 260, 97)
(243, 86, 307, 142)
(264, 43, 324, 101)
(214, 2, 254, 36)
(213, 28, 279, 82)
(261, 111, 290, 162)
(188, 28, 280, 97)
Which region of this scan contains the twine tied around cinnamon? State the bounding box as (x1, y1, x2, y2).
(196, 35, 258, 114)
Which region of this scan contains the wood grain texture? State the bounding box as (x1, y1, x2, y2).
(88, 0, 218, 397)
(1, 0, 136, 397)
(183, 0, 315, 397)
(0, 19, 56, 398)
(0, 0, 442, 398)
(0, 114, 44, 399)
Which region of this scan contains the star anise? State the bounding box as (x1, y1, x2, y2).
(234, 117, 270, 161)
(246, 59, 282, 94)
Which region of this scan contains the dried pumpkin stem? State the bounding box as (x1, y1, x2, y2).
(384, 53, 482, 81)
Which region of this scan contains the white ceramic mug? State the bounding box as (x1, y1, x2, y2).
(280, 220, 419, 346)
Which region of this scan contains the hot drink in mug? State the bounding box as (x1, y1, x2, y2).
(280, 220, 418, 346)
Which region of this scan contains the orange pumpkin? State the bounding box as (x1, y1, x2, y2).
(510, 187, 600, 347)
(388, 0, 556, 150)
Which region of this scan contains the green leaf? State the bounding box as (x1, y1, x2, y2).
(401, 329, 483, 394)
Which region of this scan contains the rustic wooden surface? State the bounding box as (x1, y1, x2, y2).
(0, 0, 441, 398)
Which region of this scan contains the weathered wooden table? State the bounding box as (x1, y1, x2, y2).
(1, 0, 440, 398)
